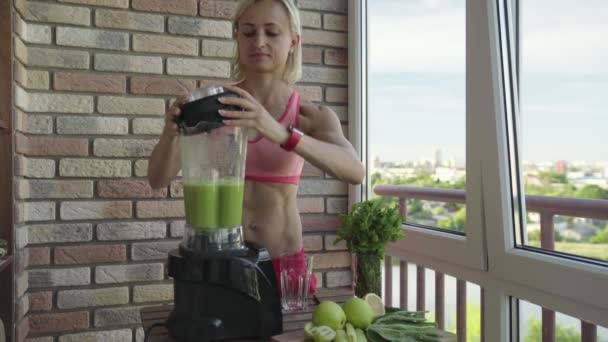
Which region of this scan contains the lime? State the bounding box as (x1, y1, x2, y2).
(363, 293, 386, 316)
(355, 328, 367, 342)
(304, 322, 318, 339)
(313, 326, 336, 342)
(345, 323, 357, 342)
(343, 297, 375, 329)
(334, 329, 348, 342)
(312, 301, 346, 330)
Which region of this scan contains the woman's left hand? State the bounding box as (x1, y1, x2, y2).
(218, 85, 288, 144)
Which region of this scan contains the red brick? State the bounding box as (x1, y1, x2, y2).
(198, 78, 233, 88)
(98, 180, 167, 199)
(302, 215, 341, 232)
(199, 0, 237, 19)
(16, 317, 30, 342)
(15, 250, 28, 273)
(137, 200, 184, 218)
(29, 247, 50, 266)
(294, 85, 322, 102)
(54, 244, 126, 265)
(313, 251, 351, 269)
(29, 292, 52, 312)
(54, 72, 126, 93)
(302, 46, 322, 64)
(324, 49, 347, 66)
(302, 29, 347, 48)
(130, 76, 196, 96)
(170, 180, 183, 198)
(16, 134, 88, 157)
(29, 311, 89, 334)
(132, 0, 196, 15)
(298, 197, 324, 213)
(16, 297, 28, 322)
(302, 162, 323, 177)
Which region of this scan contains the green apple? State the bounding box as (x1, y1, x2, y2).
(312, 301, 346, 330)
(343, 298, 375, 329)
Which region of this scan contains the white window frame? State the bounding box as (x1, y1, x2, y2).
(350, 0, 608, 338)
(483, 0, 608, 326)
(348, 0, 488, 272)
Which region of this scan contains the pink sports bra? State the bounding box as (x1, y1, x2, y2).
(245, 91, 304, 185)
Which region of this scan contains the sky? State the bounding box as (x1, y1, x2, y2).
(368, 0, 608, 164)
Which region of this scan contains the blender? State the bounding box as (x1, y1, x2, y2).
(166, 86, 283, 341)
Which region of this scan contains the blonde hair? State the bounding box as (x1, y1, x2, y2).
(231, 0, 302, 84)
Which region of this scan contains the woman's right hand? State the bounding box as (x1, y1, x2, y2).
(162, 95, 190, 137)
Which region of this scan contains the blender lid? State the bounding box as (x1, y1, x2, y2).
(177, 86, 242, 135)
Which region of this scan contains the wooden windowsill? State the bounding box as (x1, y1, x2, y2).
(0, 255, 12, 273)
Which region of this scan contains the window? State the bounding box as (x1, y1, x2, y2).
(516, 0, 608, 263)
(354, 0, 608, 340)
(366, 0, 484, 271)
(369, 0, 467, 233)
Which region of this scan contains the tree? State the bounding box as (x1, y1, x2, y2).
(524, 317, 580, 342)
(575, 185, 608, 200)
(538, 171, 568, 185)
(371, 172, 382, 188)
(438, 207, 466, 232)
(590, 225, 608, 244)
(429, 303, 481, 342)
(527, 229, 565, 243)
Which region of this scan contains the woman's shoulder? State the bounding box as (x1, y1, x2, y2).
(297, 99, 342, 134)
(299, 99, 336, 119)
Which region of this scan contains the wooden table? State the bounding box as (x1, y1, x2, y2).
(140, 288, 455, 341)
(141, 288, 354, 342)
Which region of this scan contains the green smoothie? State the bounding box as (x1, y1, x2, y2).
(183, 180, 244, 231)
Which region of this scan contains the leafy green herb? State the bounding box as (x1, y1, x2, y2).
(335, 199, 404, 257)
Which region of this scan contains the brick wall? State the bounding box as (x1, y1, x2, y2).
(11, 0, 351, 340)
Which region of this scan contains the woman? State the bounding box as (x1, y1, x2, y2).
(148, 0, 364, 293)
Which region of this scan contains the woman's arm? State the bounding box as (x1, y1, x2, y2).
(147, 96, 188, 189)
(295, 102, 365, 185)
(218, 85, 365, 185)
(148, 134, 181, 189)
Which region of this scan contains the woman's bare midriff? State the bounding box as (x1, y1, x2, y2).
(242, 180, 302, 258)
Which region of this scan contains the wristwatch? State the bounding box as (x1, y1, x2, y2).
(280, 124, 304, 151)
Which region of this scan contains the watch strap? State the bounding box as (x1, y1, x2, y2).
(280, 124, 303, 151)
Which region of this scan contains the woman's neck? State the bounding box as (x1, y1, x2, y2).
(239, 73, 292, 107)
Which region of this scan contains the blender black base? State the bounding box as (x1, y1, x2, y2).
(167, 245, 282, 342)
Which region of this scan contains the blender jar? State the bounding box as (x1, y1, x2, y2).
(178, 86, 247, 252)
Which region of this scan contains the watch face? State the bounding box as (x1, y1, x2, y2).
(292, 126, 304, 136)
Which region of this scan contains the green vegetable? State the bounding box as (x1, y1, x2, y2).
(335, 199, 404, 296)
(335, 199, 404, 257)
(365, 310, 443, 342)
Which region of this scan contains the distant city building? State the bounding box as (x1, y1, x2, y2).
(433, 149, 443, 168)
(434, 167, 465, 183)
(373, 155, 381, 169)
(556, 160, 567, 174)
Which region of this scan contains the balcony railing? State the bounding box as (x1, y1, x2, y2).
(374, 184, 608, 342)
